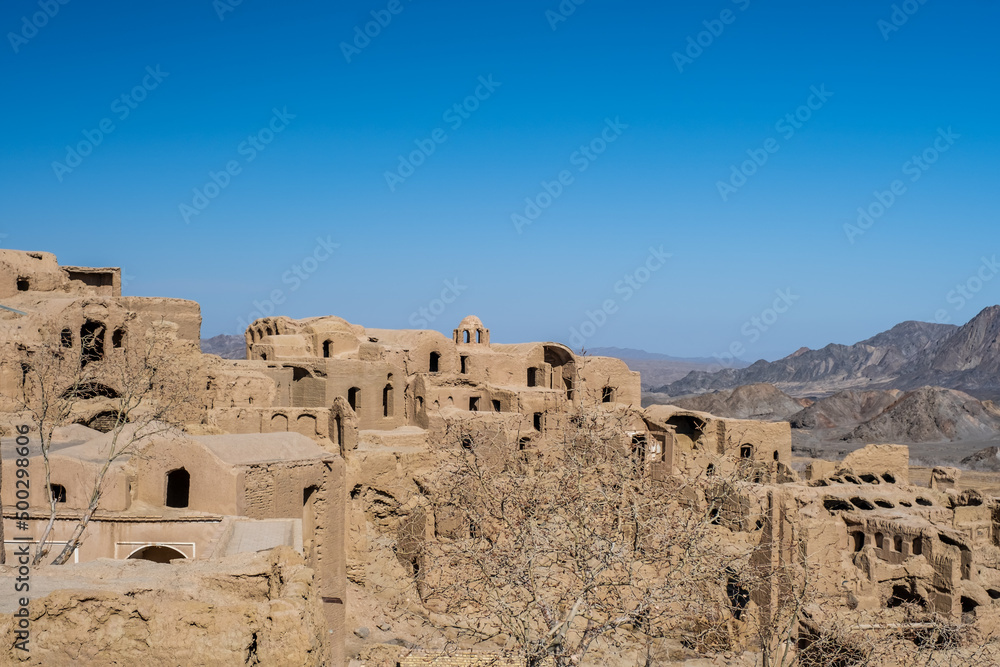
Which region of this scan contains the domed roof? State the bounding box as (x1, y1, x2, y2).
(458, 315, 485, 329)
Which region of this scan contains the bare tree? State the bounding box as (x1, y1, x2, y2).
(414, 406, 769, 666)
(13, 317, 196, 565)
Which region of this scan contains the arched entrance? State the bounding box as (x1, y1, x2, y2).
(127, 545, 187, 563)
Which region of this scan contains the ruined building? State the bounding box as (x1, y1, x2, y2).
(2, 248, 1000, 664)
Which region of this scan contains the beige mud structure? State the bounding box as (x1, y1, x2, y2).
(3, 248, 1000, 664)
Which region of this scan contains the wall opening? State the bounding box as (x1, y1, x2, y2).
(850, 497, 876, 511)
(460, 356, 468, 374)
(911, 537, 922, 555)
(323, 341, 332, 358)
(461, 436, 473, 450)
(565, 377, 574, 400)
(706, 463, 716, 477)
(874, 532, 884, 550)
(165, 468, 190, 508)
(348, 387, 360, 412)
(740, 444, 754, 459)
(80, 321, 105, 367)
(492, 399, 501, 412)
(527, 368, 538, 387)
(851, 532, 865, 552)
(823, 498, 852, 512)
(334, 415, 343, 447)
(533, 412, 543, 431)
(463, 331, 470, 343)
(429, 351, 440, 372)
(60, 329, 72, 348)
(631, 435, 647, 465)
(112, 328, 125, 349)
(469, 396, 480, 412)
(772, 450, 779, 461)
(128, 545, 186, 563)
(875, 499, 895, 508)
(16, 278, 29, 291)
(383, 384, 394, 417)
(518, 437, 529, 451)
(601, 386, 614, 403)
(887, 584, 925, 608)
(725, 569, 750, 620)
(894, 535, 903, 552)
(50, 484, 67, 503)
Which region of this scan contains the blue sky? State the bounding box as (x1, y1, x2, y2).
(1, 0, 997, 362)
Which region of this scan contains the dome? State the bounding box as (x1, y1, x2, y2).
(458, 315, 484, 329)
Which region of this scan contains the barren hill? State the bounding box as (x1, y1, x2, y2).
(201, 334, 245, 359)
(788, 389, 902, 430)
(843, 386, 1000, 443)
(672, 383, 808, 420)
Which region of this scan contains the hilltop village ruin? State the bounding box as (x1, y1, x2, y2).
(2, 248, 1000, 665)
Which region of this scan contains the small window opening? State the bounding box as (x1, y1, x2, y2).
(601, 386, 614, 403)
(518, 437, 529, 451)
(823, 498, 852, 512)
(527, 368, 538, 387)
(860, 474, 879, 484)
(112, 328, 125, 349)
(631, 435, 647, 465)
(533, 412, 542, 431)
(460, 356, 468, 374)
(740, 444, 753, 459)
(383, 384, 394, 417)
(463, 330, 470, 343)
(874, 532, 884, 549)
(60, 329, 72, 348)
(165, 468, 191, 508)
(565, 377, 574, 400)
(915, 497, 933, 507)
(476, 330, 482, 343)
(80, 321, 105, 367)
(16, 278, 29, 291)
(773, 450, 779, 461)
(882, 472, 896, 484)
(461, 436, 473, 450)
(469, 396, 480, 411)
(492, 399, 501, 412)
(875, 499, 894, 508)
(706, 463, 716, 477)
(851, 532, 865, 552)
(850, 497, 876, 511)
(323, 341, 332, 358)
(726, 571, 750, 621)
(912, 537, 923, 555)
(50, 484, 67, 503)
(429, 351, 440, 372)
(348, 387, 360, 412)
(894, 535, 903, 552)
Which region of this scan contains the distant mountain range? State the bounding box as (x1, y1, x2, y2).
(201, 334, 245, 360)
(654, 305, 1000, 401)
(587, 347, 750, 389)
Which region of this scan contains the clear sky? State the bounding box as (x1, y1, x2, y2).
(1, 0, 997, 362)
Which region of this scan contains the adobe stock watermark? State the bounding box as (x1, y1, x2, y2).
(931, 255, 999, 324)
(717, 84, 833, 202)
(545, 0, 586, 31)
(878, 0, 929, 41)
(51, 66, 169, 182)
(568, 246, 671, 349)
(7, 0, 71, 54)
(843, 126, 959, 244)
(179, 107, 295, 224)
(384, 75, 502, 192)
(340, 0, 414, 63)
(235, 236, 339, 331)
(408, 279, 468, 328)
(673, 0, 751, 73)
(213, 0, 245, 21)
(512, 117, 628, 234)
(711, 288, 800, 370)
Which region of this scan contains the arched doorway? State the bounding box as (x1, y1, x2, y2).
(127, 545, 186, 563)
(165, 468, 190, 508)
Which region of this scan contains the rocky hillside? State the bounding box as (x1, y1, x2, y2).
(843, 387, 1000, 443)
(201, 333, 245, 359)
(672, 383, 808, 420)
(788, 389, 902, 430)
(656, 305, 1000, 400)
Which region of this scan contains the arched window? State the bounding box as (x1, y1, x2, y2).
(383, 383, 394, 417)
(429, 351, 440, 372)
(463, 330, 470, 343)
(323, 341, 332, 358)
(740, 444, 754, 459)
(128, 545, 186, 563)
(165, 468, 190, 508)
(476, 330, 482, 343)
(50, 484, 67, 503)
